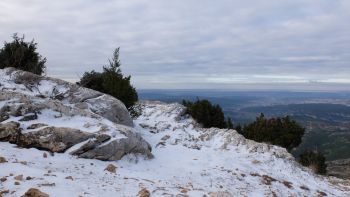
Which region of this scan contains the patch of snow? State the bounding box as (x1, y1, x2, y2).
(0, 101, 349, 196)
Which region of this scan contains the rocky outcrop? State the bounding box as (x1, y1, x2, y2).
(22, 188, 49, 197)
(71, 128, 153, 160)
(136, 101, 293, 160)
(19, 127, 95, 152)
(0, 67, 132, 126)
(0, 68, 152, 161)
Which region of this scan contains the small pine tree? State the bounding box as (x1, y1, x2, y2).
(299, 150, 327, 175)
(0, 34, 46, 75)
(182, 99, 232, 129)
(241, 113, 305, 151)
(79, 48, 138, 109)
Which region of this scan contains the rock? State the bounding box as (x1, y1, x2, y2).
(0, 121, 21, 143)
(138, 188, 150, 197)
(19, 113, 38, 121)
(70, 134, 111, 155)
(104, 164, 117, 173)
(27, 123, 48, 130)
(2, 68, 133, 127)
(14, 181, 20, 185)
(0, 190, 9, 195)
(0, 68, 153, 162)
(22, 188, 49, 197)
(26, 176, 33, 180)
(0, 105, 10, 122)
(74, 129, 153, 161)
(18, 127, 95, 152)
(84, 94, 133, 127)
(0, 156, 7, 163)
(65, 176, 73, 180)
(14, 174, 23, 181)
(39, 183, 55, 187)
(209, 191, 233, 197)
(43, 152, 48, 158)
(0, 177, 7, 182)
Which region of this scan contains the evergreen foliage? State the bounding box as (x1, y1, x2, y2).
(241, 113, 305, 151)
(79, 48, 138, 109)
(182, 99, 233, 129)
(299, 150, 327, 174)
(0, 34, 46, 75)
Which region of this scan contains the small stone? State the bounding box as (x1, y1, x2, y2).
(0, 157, 7, 163)
(0, 177, 7, 182)
(104, 164, 117, 173)
(43, 152, 48, 158)
(39, 183, 55, 187)
(14, 181, 20, 185)
(14, 175, 23, 181)
(27, 123, 47, 130)
(138, 188, 150, 197)
(65, 176, 73, 181)
(26, 176, 33, 180)
(18, 113, 38, 121)
(0, 190, 9, 194)
(22, 188, 49, 197)
(180, 188, 188, 193)
(20, 161, 27, 165)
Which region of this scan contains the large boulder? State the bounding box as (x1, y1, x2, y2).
(0, 67, 133, 126)
(72, 131, 153, 160)
(0, 68, 152, 161)
(18, 127, 95, 152)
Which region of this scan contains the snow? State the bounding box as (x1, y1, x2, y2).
(0, 101, 349, 196)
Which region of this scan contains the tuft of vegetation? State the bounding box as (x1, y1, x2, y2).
(78, 48, 138, 109)
(182, 99, 233, 129)
(0, 34, 46, 75)
(239, 113, 305, 151)
(299, 150, 327, 174)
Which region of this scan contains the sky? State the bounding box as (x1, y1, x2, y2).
(0, 0, 349, 91)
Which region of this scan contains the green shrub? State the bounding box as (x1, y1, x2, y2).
(0, 34, 46, 75)
(241, 113, 304, 151)
(79, 48, 138, 109)
(182, 99, 233, 129)
(299, 150, 327, 174)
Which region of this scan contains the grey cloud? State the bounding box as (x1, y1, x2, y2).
(0, 0, 349, 90)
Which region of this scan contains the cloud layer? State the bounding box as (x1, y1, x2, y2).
(0, 0, 349, 90)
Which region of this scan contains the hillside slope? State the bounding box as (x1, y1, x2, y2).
(0, 68, 349, 196)
(1, 101, 349, 196)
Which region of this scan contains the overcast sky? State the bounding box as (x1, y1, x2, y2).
(1, 0, 349, 90)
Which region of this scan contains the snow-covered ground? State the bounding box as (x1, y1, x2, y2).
(1, 101, 349, 197)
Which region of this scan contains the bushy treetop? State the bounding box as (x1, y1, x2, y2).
(0, 34, 46, 75)
(240, 113, 305, 151)
(79, 48, 138, 109)
(182, 99, 233, 129)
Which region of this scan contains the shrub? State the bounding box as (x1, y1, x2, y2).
(78, 48, 138, 109)
(299, 150, 327, 174)
(0, 34, 46, 75)
(241, 113, 304, 151)
(182, 99, 233, 129)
